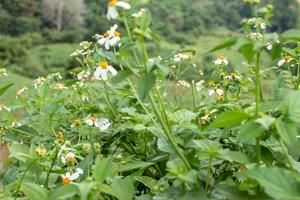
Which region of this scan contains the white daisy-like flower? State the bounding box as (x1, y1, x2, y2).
(173, 53, 191, 63)
(94, 61, 117, 81)
(95, 118, 112, 131)
(214, 56, 229, 66)
(98, 25, 121, 50)
(195, 80, 205, 92)
(16, 87, 28, 98)
(225, 72, 241, 81)
(70, 49, 82, 57)
(0, 68, 8, 77)
(201, 109, 218, 124)
(61, 152, 76, 164)
(248, 32, 263, 41)
(61, 168, 83, 185)
(177, 80, 191, 88)
(107, 0, 131, 20)
(277, 55, 294, 67)
(132, 8, 146, 18)
(77, 70, 91, 81)
(208, 86, 224, 96)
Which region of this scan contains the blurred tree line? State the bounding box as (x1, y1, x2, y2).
(0, 0, 298, 77)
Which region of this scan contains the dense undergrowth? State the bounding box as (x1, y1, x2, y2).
(1, 0, 300, 199)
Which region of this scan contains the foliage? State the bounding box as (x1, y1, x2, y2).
(0, 0, 300, 200)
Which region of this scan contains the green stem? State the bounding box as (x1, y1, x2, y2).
(205, 157, 213, 192)
(191, 80, 197, 110)
(255, 52, 261, 166)
(149, 93, 191, 171)
(103, 82, 118, 119)
(295, 58, 300, 90)
(279, 139, 296, 175)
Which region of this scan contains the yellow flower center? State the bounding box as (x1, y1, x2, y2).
(114, 31, 121, 37)
(213, 86, 219, 91)
(57, 131, 64, 138)
(74, 119, 81, 126)
(108, 0, 117, 7)
(103, 31, 109, 38)
(99, 61, 109, 69)
(63, 177, 71, 185)
(91, 116, 97, 123)
(35, 148, 46, 157)
(66, 155, 75, 163)
(283, 55, 293, 61)
(219, 55, 226, 60)
(230, 72, 238, 77)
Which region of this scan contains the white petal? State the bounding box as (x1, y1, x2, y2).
(208, 90, 215, 96)
(223, 59, 229, 66)
(110, 37, 120, 46)
(277, 59, 285, 67)
(217, 89, 224, 96)
(61, 157, 66, 164)
(107, 7, 118, 20)
(116, 1, 131, 9)
(98, 38, 107, 45)
(107, 65, 118, 76)
(95, 118, 111, 131)
(76, 168, 83, 174)
(100, 70, 108, 81)
(94, 68, 102, 80)
(105, 40, 110, 50)
(70, 172, 79, 180)
(214, 59, 222, 65)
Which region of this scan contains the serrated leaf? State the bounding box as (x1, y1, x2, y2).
(281, 29, 300, 42)
(276, 119, 297, 146)
(208, 111, 249, 129)
(110, 177, 135, 200)
(240, 167, 300, 200)
(239, 120, 266, 143)
(280, 91, 300, 123)
(110, 69, 132, 85)
(136, 73, 156, 101)
(8, 143, 30, 162)
(49, 184, 78, 200)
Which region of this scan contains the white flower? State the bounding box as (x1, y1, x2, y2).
(33, 77, 46, 89)
(95, 118, 112, 131)
(71, 49, 81, 57)
(94, 61, 117, 81)
(195, 80, 205, 92)
(54, 83, 67, 90)
(132, 8, 146, 18)
(79, 41, 92, 50)
(225, 72, 241, 81)
(0, 68, 8, 77)
(77, 70, 91, 81)
(266, 43, 273, 51)
(16, 87, 28, 98)
(177, 80, 191, 88)
(173, 53, 191, 63)
(82, 96, 89, 102)
(0, 103, 11, 112)
(214, 56, 229, 66)
(278, 55, 294, 67)
(107, 0, 131, 20)
(98, 25, 121, 50)
(208, 86, 224, 96)
(61, 152, 76, 164)
(61, 168, 83, 185)
(85, 115, 98, 126)
(248, 32, 263, 41)
(201, 109, 217, 124)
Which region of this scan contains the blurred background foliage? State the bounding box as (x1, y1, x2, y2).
(0, 0, 299, 78)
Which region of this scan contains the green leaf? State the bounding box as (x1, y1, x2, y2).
(138, 9, 152, 31)
(136, 73, 156, 101)
(208, 111, 249, 129)
(240, 167, 300, 200)
(203, 37, 237, 55)
(49, 184, 78, 200)
(240, 43, 255, 63)
(276, 119, 297, 145)
(22, 182, 48, 200)
(110, 177, 135, 200)
(218, 150, 251, 164)
(110, 69, 132, 85)
(280, 91, 300, 123)
(115, 161, 153, 172)
(281, 29, 300, 42)
(216, 185, 271, 200)
(8, 143, 30, 162)
(135, 176, 157, 190)
(238, 120, 266, 143)
(78, 182, 95, 200)
(0, 83, 13, 96)
(93, 156, 113, 183)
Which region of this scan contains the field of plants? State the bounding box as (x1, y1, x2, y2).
(1, 0, 300, 199)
